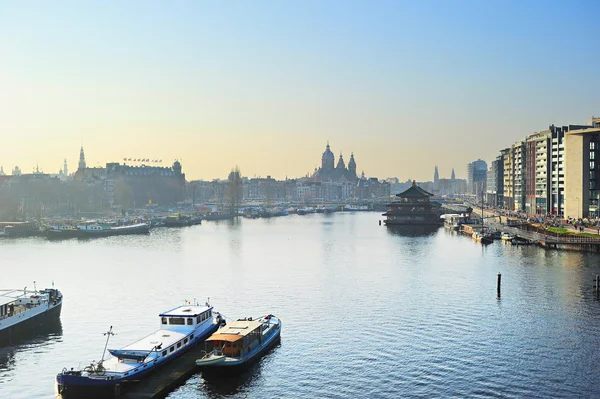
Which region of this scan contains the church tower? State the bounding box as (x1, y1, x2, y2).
(451, 168, 456, 180)
(64, 159, 68, 176)
(78, 146, 86, 170)
(321, 141, 335, 170)
(0, 166, 4, 176)
(348, 152, 357, 176)
(336, 153, 346, 170)
(434, 165, 439, 188)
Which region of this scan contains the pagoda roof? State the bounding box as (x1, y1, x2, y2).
(395, 181, 434, 198)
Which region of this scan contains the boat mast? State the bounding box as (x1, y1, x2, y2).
(100, 326, 115, 364)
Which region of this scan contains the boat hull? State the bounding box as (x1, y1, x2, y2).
(56, 322, 219, 397)
(0, 300, 62, 345)
(47, 224, 150, 239)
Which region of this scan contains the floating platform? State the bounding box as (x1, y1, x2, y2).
(120, 344, 207, 399)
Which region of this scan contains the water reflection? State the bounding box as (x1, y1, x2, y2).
(386, 225, 441, 236)
(0, 319, 63, 375)
(198, 341, 281, 398)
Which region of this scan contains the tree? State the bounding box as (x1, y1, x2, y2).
(226, 166, 243, 215)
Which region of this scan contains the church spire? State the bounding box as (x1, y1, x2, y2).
(451, 168, 456, 180)
(78, 146, 86, 170)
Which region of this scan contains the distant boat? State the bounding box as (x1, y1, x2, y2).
(203, 212, 236, 221)
(46, 223, 150, 238)
(0, 286, 63, 345)
(297, 207, 315, 215)
(196, 314, 281, 371)
(343, 205, 369, 211)
(57, 301, 224, 396)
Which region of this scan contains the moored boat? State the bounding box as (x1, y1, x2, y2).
(46, 222, 150, 238)
(0, 284, 63, 345)
(196, 314, 281, 371)
(56, 300, 224, 396)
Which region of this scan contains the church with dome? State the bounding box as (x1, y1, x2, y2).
(313, 142, 358, 182)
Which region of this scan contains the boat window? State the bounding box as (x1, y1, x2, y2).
(187, 318, 193, 325)
(184, 338, 188, 344)
(161, 317, 167, 325)
(209, 310, 212, 317)
(190, 334, 194, 340)
(170, 346, 174, 352)
(177, 342, 182, 348)
(169, 318, 185, 325)
(196, 316, 201, 323)
(162, 350, 167, 356)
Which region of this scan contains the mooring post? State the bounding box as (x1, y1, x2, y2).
(497, 273, 502, 297)
(595, 275, 599, 295)
(379, 220, 382, 226)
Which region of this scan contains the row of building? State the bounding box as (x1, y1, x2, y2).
(482, 116, 600, 219)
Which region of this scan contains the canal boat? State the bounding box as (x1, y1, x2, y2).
(500, 232, 515, 241)
(196, 314, 281, 371)
(472, 231, 493, 244)
(56, 301, 224, 396)
(0, 284, 63, 344)
(46, 222, 150, 238)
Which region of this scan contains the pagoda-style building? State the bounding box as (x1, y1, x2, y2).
(383, 181, 442, 226)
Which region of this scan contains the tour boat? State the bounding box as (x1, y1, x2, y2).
(0, 284, 63, 344)
(57, 301, 223, 396)
(196, 314, 281, 371)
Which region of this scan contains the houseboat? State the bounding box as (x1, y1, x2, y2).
(46, 222, 150, 238)
(56, 301, 223, 396)
(196, 314, 281, 371)
(383, 181, 443, 227)
(0, 285, 62, 344)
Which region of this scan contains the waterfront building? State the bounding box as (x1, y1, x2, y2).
(512, 141, 526, 212)
(564, 119, 600, 219)
(466, 159, 487, 198)
(383, 181, 442, 226)
(525, 131, 551, 215)
(503, 147, 514, 210)
(486, 150, 507, 207)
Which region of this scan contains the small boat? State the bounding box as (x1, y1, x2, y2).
(297, 207, 315, 215)
(57, 301, 223, 396)
(472, 231, 493, 244)
(196, 314, 281, 371)
(0, 284, 63, 344)
(500, 233, 515, 241)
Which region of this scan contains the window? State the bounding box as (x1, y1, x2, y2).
(161, 317, 167, 325)
(196, 316, 201, 323)
(177, 342, 182, 348)
(190, 334, 194, 340)
(184, 338, 188, 344)
(162, 350, 167, 356)
(187, 318, 193, 325)
(169, 318, 185, 325)
(170, 346, 174, 353)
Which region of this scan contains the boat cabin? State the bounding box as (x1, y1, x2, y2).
(159, 305, 213, 331)
(205, 319, 265, 357)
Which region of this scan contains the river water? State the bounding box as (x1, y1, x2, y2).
(1, 212, 600, 398)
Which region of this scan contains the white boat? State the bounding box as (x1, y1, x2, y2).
(500, 233, 515, 241)
(344, 205, 369, 211)
(0, 284, 63, 344)
(196, 314, 281, 370)
(57, 300, 223, 396)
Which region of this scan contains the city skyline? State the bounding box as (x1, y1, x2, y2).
(1, 2, 599, 181)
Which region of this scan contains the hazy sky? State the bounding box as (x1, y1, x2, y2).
(1, 1, 599, 181)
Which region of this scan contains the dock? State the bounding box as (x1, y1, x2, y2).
(121, 344, 207, 399)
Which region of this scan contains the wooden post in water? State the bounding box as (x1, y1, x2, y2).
(497, 273, 502, 297)
(595, 275, 599, 295)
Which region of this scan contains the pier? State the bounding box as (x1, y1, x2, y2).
(121, 345, 206, 399)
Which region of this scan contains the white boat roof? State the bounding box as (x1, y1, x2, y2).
(122, 328, 186, 351)
(159, 304, 212, 317)
(0, 289, 45, 307)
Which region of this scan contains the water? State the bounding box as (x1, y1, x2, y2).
(2, 212, 600, 398)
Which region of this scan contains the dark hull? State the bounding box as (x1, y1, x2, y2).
(0, 301, 62, 346)
(47, 225, 150, 239)
(57, 322, 219, 397)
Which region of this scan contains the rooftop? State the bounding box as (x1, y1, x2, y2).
(159, 304, 212, 318)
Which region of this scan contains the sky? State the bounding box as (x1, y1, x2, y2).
(1, 1, 599, 181)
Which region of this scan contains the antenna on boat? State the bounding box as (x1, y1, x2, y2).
(206, 297, 210, 307)
(33, 281, 37, 293)
(100, 326, 115, 364)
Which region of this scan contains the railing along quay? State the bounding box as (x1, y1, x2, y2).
(487, 222, 600, 245)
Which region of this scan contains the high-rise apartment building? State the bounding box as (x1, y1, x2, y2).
(512, 141, 526, 212)
(467, 159, 487, 198)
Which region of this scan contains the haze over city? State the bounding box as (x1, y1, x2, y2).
(2, 1, 599, 180)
